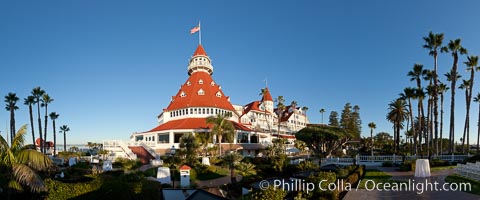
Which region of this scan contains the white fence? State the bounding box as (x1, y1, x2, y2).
(321, 154, 471, 165)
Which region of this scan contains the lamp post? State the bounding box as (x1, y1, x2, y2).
(170, 145, 176, 188)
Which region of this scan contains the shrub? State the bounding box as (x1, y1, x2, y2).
(336, 169, 349, 179)
(346, 172, 359, 184)
(248, 186, 287, 200)
(45, 176, 102, 199)
(431, 159, 449, 167)
(354, 165, 366, 178)
(304, 172, 339, 199)
(382, 161, 393, 167)
(400, 160, 415, 171)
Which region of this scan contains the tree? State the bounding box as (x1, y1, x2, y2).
(302, 106, 309, 126)
(195, 132, 213, 157)
(459, 79, 471, 153)
(368, 122, 376, 156)
(275, 96, 286, 136)
(441, 39, 467, 153)
(408, 63, 428, 151)
(236, 162, 256, 178)
(5, 93, 19, 145)
(402, 87, 417, 154)
(296, 125, 353, 158)
(445, 70, 462, 153)
(386, 98, 408, 153)
(222, 152, 243, 184)
(438, 83, 448, 155)
(41, 94, 53, 154)
(24, 96, 36, 147)
(328, 111, 339, 127)
(49, 112, 59, 155)
(59, 125, 70, 152)
(206, 113, 235, 157)
(294, 140, 307, 154)
(319, 108, 326, 124)
(340, 103, 361, 139)
(249, 186, 287, 200)
(423, 31, 444, 159)
(31, 87, 45, 153)
(178, 132, 199, 166)
(463, 55, 479, 153)
(473, 93, 480, 153)
(0, 125, 52, 195)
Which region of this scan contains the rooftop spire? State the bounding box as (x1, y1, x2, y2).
(187, 44, 213, 75)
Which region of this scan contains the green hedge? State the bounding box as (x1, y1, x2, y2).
(45, 176, 102, 199)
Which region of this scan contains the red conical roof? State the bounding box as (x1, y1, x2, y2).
(193, 45, 207, 56)
(261, 87, 273, 102)
(166, 71, 235, 111)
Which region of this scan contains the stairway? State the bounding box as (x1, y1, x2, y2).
(128, 146, 155, 164)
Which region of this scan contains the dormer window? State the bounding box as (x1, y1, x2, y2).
(216, 91, 222, 97)
(186, 81, 191, 86)
(199, 79, 204, 84)
(180, 92, 186, 97)
(198, 89, 205, 95)
(211, 81, 215, 86)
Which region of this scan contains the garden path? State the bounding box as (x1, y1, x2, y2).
(343, 166, 478, 200)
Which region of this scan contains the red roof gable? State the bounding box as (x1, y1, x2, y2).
(242, 101, 272, 115)
(146, 118, 252, 132)
(166, 71, 236, 111)
(261, 87, 273, 102)
(193, 45, 207, 56)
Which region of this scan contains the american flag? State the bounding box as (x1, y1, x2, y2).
(190, 26, 200, 34)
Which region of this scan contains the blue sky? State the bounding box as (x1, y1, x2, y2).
(1, 0, 479, 145)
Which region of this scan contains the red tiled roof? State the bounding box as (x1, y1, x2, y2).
(166, 71, 236, 111)
(275, 105, 297, 122)
(146, 118, 252, 132)
(179, 165, 192, 170)
(193, 45, 207, 56)
(242, 101, 272, 115)
(261, 87, 273, 102)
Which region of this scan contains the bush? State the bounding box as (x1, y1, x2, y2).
(304, 172, 339, 199)
(382, 161, 393, 167)
(336, 169, 349, 179)
(355, 165, 366, 178)
(400, 160, 415, 171)
(346, 172, 359, 184)
(463, 153, 480, 163)
(431, 159, 449, 167)
(45, 176, 102, 199)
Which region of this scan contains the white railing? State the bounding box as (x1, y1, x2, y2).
(322, 154, 471, 165)
(103, 140, 137, 160)
(139, 141, 161, 159)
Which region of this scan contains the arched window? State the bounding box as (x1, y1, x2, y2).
(199, 79, 204, 84)
(180, 91, 186, 97)
(216, 91, 222, 97)
(211, 81, 215, 86)
(198, 89, 205, 95)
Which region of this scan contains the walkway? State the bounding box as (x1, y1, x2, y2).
(343, 166, 479, 200)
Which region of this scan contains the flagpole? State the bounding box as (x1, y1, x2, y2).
(199, 21, 202, 45)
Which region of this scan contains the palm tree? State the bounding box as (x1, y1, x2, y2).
(290, 101, 298, 130)
(275, 96, 286, 137)
(441, 39, 467, 153)
(368, 122, 376, 156)
(459, 79, 471, 153)
(319, 108, 326, 124)
(302, 106, 309, 127)
(5, 93, 19, 145)
(41, 94, 53, 153)
(49, 112, 59, 155)
(24, 96, 36, 147)
(206, 114, 235, 157)
(59, 125, 70, 152)
(445, 70, 462, 153)
(438, 83, 448, 155)
(236, 162, 256, 178)
(473, 93, 480, 153)
(463, 55, 479, 153)
(0, 125, 52, 195)
(408, 64, 428, 151)
(195, 131, 213, 157)
(222, 152, 243, 184)
(386, 98, 408, 153)
(31, 87, 45, 153)
(423, 31, 444, 158)
(403, 87, 417, 154)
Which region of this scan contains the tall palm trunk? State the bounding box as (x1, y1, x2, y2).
(462, 88, 469, 153)
(449, 54, 458, 153)
(218, 134, 223, 157)
(52, 119, 57, 155)
(439, 92, 444, 155)
(477, 102, 480, 153)
(426, 97, 431, 156)
(433, 57, 440, 157)
(64, 131, 67, 152)
(467, 70, 475, 153)
(28, 104, 35, 147)
(36, 102, 43, 153)
(408, 98, 417, 155)
(44, 104, 48, 154)
(9, 106, 15, 145)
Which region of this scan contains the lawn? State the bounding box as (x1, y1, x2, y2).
(430, 165, 457, 172)
(357, 169, 405, 189)
(445, 174, 480, 195)
(195, 165, 229, 181)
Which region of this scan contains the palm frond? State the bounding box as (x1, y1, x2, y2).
(0, 134, 16, 167)
(11, 125, 28, 152)
(12, 164, 47, 192)
(16, 149, 52, 170)
(8, 179, 24, 192)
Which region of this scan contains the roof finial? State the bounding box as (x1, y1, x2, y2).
(264, 78, 268, 88)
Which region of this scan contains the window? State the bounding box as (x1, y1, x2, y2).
(199, 79, 204, 84)
(198, 89, 205, 95)
(170, 112, 172, 117)
(194, 108, 197, 114)
(207, 108, 210, 114)
(190, 108, 193, 114)
(216, 91, 222, 97)
(211, 81, 215, 86)
(174, 133, 184, 143)
(202, 108, 205, 114)
(186, 81, 191, 86)
(158, 133, 169, 144)
(180, 91, 186, 97)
